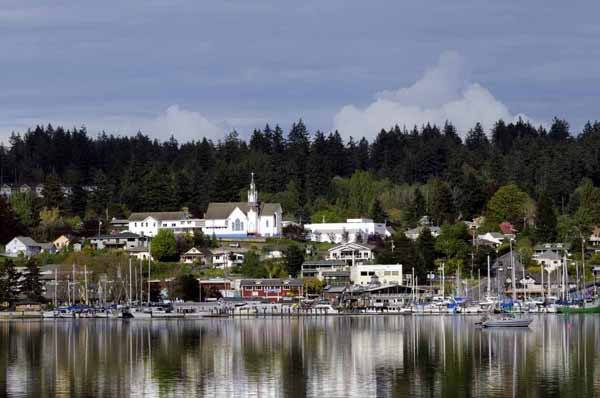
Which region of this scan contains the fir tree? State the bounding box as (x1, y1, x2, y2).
(369, 198, 387, 223)
(535, 192, 557, 242)
(21, 258, 43, 302)
(42, 172, 64, 209)
(0, 259, 21, 304)
(0, 196, 22, 244)
(415, 227, 436, 280)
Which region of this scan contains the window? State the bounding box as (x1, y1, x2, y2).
(233, 219, 242, 231)
(154, 223, 156, 227)
(134, 223, 137, 227)
(361, 271, 368, 276)
(266, 219, 269, 228)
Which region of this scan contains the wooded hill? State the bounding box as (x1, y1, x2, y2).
(2, 117, 600, 244)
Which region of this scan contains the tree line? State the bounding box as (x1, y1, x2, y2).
(2, 117, 600, 242)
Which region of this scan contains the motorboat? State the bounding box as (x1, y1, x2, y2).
(481, 315, 532, 328)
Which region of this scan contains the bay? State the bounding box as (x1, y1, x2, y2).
(0, 315, 598, 397)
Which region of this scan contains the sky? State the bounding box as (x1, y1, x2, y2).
(1, 1, 599, 144)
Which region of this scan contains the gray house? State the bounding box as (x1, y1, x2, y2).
(89, 232, 148, 250)
(5, 236, 56, 257)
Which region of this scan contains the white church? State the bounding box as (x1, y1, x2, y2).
(201, 174, 282, 238)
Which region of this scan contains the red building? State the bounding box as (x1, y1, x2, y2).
(239, 279, 304, 302)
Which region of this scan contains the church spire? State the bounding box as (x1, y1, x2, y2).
(248, 172, 258, 204)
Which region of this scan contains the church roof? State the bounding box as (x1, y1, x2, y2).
(204, 202, 281, 219)
(128, 211, 188, 222)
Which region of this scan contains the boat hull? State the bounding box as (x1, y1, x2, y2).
(482, 319, 532, 328)
(557, 305, 600, 314)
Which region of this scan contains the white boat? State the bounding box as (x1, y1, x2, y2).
(482, 316, 532, 328)
(305, 303, 338, 315)
(463, 305, 481, 314)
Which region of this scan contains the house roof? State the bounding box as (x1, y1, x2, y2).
(533, 242, 570, 251)
(128, 211, 189, 222)
(126, 246, 150, 253)
(535, 250, 562, 261)
(302, 260, 347, 267)
(322, 271, 351, 277)
(324, 285, 347, 293)
(13, 236, 40, 247)
(240, 278, 303, 287)
(328, 242, 373, 252)
(183, 247, 210, 256)
(204, 202, 281, 219)
(92, 232, 143, 240)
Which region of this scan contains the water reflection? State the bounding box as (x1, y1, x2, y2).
(0, 316, 599, 397)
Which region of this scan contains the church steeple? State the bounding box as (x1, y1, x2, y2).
(248, 172, 258, 204)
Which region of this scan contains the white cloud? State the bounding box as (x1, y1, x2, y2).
(334, 51, 535, 138)
(147, 105, 225, 142)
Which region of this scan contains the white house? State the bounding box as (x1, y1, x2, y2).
(53, 235, 71, 251)
(5, 236, 54, 257)
(477, 232, 505, 246)
(533, 250, 562, 272)
(180, 247, 210, 265)
(0, 184, 12, 197)
(128, 211, 204, 237)
(202, 173, 282, 238)
(351, 264, 403, 286)
(211, 248, 246, 268)
(301, 260, 349, 280)
(327, 242, 374, 266)
(304, 218, 391, 244)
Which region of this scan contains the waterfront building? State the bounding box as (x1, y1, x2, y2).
(199, 278, 234, 300)
(128, 211, 204, 237)
(304, 218, 391, 244)
(351, 264, 403, 286)
(202, 174, 282, 238)
(239, 279, 303, 302)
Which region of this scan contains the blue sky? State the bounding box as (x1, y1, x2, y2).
(1, 1, 598, 144)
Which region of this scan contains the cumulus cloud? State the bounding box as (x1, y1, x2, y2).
(147, 105, 225, 142)
(334, 51, 533, 138)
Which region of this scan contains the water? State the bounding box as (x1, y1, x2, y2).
(0, 315, 599, 397)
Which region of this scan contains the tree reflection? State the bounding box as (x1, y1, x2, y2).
(0, 316, 599, 397)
